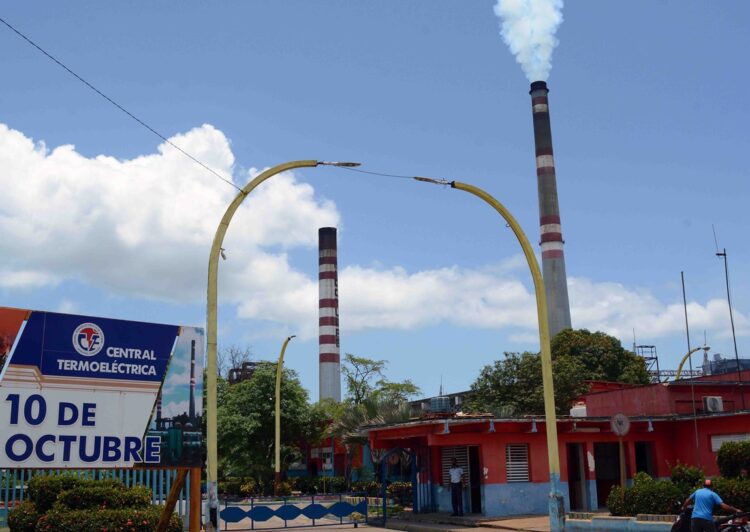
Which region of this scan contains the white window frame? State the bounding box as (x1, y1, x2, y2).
(506, 443, 530, 482)
(711, 433, 750, 452)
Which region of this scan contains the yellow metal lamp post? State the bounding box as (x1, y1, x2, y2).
(675, 345, 710, 380)
(415, 177, 565, 532)
(205, 160, 359, 530)
(275, 335, 296, 495)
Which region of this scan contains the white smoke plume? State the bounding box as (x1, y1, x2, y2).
(494, 0, 564, 82)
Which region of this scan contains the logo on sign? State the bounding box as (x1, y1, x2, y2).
(72, 323, 105, 357)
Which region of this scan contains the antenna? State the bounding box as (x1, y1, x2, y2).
(632, 328, 637, 354)
(439, 375, 443, 396)
(712, 224, 720, 254)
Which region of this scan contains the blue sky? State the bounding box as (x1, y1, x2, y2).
(1, 2, 748, 401)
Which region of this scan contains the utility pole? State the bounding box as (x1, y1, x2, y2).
(716, 248, 745, 410)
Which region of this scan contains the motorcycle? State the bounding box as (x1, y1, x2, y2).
(716, 512, 750, 531)
(671, 506, 692, 532)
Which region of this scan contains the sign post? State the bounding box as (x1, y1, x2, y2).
(610, 413, 630, 488)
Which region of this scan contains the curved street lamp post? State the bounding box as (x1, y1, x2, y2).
(275, 335, 296, 495)
(205, 160, 358, 529)
(415, 177, 564, 532)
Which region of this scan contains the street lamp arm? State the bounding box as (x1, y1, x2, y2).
(205, 160, 318, 521)
(675, 346, 706, 380)
(450, 180, 559, 479)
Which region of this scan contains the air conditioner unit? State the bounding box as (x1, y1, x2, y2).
(703, 396, 724, 413)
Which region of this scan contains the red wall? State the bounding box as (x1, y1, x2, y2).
(371, 413, 750, 486)
(584, 382, 750, 417)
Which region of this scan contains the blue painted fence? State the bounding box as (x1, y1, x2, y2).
(0, 468, 191, 528)
(220, 494, 368, 530)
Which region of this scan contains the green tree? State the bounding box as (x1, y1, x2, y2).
(341, 353, 387, 404)
(333, 353, 420, 487)
(467, 329, 649, 415)
(341, 353, 421, 405)
(217, 362, 326, 485)
(551, 329, 650, 384)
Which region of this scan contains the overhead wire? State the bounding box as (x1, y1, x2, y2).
(331, 165, 452, 186)
(0, 15, 242, 192)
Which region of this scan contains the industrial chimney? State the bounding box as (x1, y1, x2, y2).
(155, 393, 163, 430)
(318, 227, 342, 401)
(529, 81, 572, 337)
(189, 338, 196, 423)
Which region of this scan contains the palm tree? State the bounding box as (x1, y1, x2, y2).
(331, 396, 412, 487)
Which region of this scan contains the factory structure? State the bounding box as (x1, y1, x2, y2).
(318, 227, 342, 402)
(150, 338, 203, 467)
(530, 81, 573, 337)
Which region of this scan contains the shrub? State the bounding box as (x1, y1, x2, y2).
(54, 485, 152, 511)
(277, 480, 293, 496)
(670, 463, 705, 498)
(27, 475, 83, 513)
(36, 506, 182, 532)
(240, 478, 258, 497)
(218, 478, 244, 497)
(387, 482, 412, 506)
(324, 476, 347, 494)
(351, 480, 381, 496)
(291, 476, 318, 494)
(717, 441, 750, 479)
(606, 485, 630, 516)
(606, 473, 681, 516)
(713, 477, 750, 511)
(7, 500, 39, 532)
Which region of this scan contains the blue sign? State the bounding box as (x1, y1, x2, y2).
(11, 311, 178, 382)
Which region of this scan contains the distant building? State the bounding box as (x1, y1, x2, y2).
(409, 390, 473, 416)
(228, 361, 261, 385)
(705, 353, 750, 376)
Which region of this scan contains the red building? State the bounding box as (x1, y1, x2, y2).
(367, 370, 750, 517)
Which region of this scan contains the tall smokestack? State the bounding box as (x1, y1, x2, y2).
(189, 339, 196, 422)
(318, 227, 341, 401)
(530, 80, 572, 337)
(156, 393, 163, 430)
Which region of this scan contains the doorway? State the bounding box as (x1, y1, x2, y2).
(567, 443, 587, 511)
(635, 442, 655, 476)
(594, 442, 620, 508)
(468, 446, 482, 514)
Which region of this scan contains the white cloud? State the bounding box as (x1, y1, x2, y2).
(0, 123, 338, 304)
(568, 278, 748, 342)
(56, 299, 78, 314)
(1, 123, 746, 349)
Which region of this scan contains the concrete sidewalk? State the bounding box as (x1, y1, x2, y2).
(478, 516, 550, 531)
(378, 514, 551, 532)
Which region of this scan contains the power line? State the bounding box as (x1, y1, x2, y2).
(330, 166, 416, 180)
(332, 165, 452, 186)
(0, 15, 241, 192)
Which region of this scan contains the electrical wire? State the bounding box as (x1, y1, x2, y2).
(329, 166, 416, 180)
(0, 15, 242, 192)
(331, 165, 453, 186)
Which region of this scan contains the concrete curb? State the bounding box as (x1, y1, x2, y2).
(381, 519, 477, 532)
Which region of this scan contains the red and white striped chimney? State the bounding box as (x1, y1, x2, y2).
(530, 81, 572, 337)
(318, 227, 341, 402)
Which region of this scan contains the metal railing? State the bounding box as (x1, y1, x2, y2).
(220, 493, 369, 530)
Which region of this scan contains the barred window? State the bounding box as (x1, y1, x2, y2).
(441, 446, 469, 485)
(506, 444, 530, 482)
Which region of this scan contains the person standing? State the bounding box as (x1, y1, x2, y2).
(681, 479, 741, 532)
(449, 458, 464, 517)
